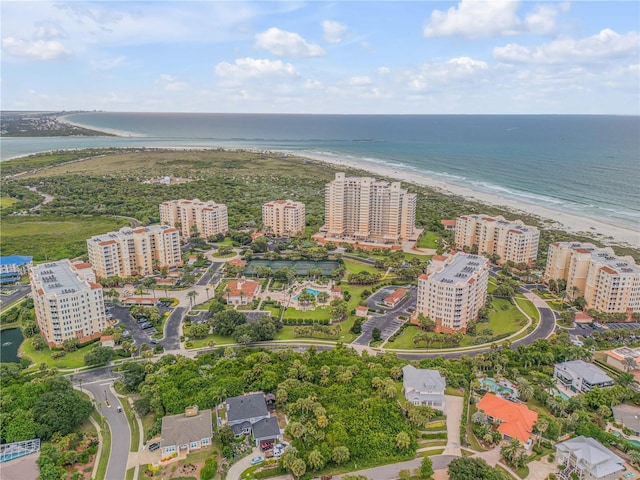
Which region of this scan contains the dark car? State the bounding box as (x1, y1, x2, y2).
(148, 442, 160, 452)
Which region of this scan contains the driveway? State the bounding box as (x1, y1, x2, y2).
(472, 445, 502, 466)
(353, 286, 417, 346)
(334, 455, 457, 480)
(443, 395, 464, 456)
(225, 446, 261, 480)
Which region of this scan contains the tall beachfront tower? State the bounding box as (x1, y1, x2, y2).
(545, 242, 640, 314)
(415, 253, 490, 333)
(87, 225, 182, 278)
(262, 200, 306, 237)
(322, 172, 417, 245)
(454, 214, 540, 266)
(159, 199, 228, 239)
(30, 259, 107, 347)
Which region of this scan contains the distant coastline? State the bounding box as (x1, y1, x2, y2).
(4, 112, 639, 248)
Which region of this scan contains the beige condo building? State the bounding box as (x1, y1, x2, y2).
(159, 199, 228, 238)
(87, 225, 182, 279)
(30, 259, 107, 347)
(415, 253, 490, 333)
(454, 214, 540, 266)
(262, 199, 306, 237)
(322, 172, 417, 244)
(545, 242, 640, 314)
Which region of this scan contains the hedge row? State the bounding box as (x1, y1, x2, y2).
(282, 318, 331, 325)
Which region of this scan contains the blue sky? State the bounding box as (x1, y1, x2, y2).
(1, 1, 638, 114)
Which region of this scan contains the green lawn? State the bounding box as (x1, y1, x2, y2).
(417, 231, 441, 249)
(21, 337, 93, 369)
(514, 297, 539, 322)
(119, 397, 141, 452)
(343, 258, 381, 275)
(0, 197, 17, 207)
(283, 306, 331, 320)
(186, 333, 234, 349)
(93, 412, 111, 480)
(1, 215, 128, 261)
(385, 298, 526, 350)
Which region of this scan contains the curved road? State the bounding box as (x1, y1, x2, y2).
(71, 368, 131, 480)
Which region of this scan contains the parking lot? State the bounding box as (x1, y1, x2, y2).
(569, 322, 640, 337)
(109, 301, 175, 347)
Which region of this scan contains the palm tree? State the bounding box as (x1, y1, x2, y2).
(535, 419, 548, 446)
(289, 458, 306, 480)
(142, 277, 156, 298)
(332, 446, 350, 465)
(516, 378, 534, 402)
(187, 290, 198, 307)
(500, 438, 522, 465)
(307, 450, 324, 471)
(395, 431, 411, 450)
(624, 356, 638, 372)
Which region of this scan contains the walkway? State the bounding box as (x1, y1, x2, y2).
(334, 455, 457, 480)
(225, 446, 261, 480)
(443, 395, 464, 457)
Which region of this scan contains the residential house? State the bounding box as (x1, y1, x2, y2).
(384, 288, 407, 308)
(160, 406, 212, 457)
(226, 392, 281, 448)
(0, 255, 33, 284)
(555, 436, 624, 480)
(604, 346, 640, 373)
(440, 220, 456, 232)
(612, 405, 640, 437)
(355, 306, 369, 317)
(402, 365, 446, 409)
(554, 360, 614, 393)
(224, 279, 261, 306)
(476, 393, 538, 448)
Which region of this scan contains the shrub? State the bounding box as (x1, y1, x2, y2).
(200, 457, 218, 480)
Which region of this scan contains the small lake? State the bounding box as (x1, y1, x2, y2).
(0, 328, 24, 363)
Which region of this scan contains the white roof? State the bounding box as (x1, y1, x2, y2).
(556, 436, 624, 479)
(555, 360, 613, 385)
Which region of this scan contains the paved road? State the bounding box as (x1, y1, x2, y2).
(196, 261, 224, 286)
(162, 306, 186, 350)
(353, 286, 417, 346)
(334, 454, 457, 480)
(0, 285, 31, 310)
(443, 395, 464, 456)
(72, 369, 130, 480)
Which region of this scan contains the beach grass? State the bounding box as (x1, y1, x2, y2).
(1, 215, 128, 262)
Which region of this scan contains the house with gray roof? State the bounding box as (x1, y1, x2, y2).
(402, 365, 446, 409)
(161, 406, 212, 457)
(226, 392, 281, 447)
(555, 436, 624, 480)
(553, 360, 614, 393)
(612, 404, 640, 437)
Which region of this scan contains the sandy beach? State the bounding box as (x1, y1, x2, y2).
(299, 152, 640, 248)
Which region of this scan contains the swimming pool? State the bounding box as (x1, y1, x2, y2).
(293, 288, 321, 300)
(481, 378, 516, 396)
(612, 431, 640, 447)
(551, 389, 570, 401)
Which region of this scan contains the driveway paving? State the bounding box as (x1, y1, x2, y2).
(0, 285, 31, 309)
(162, 306, 186, 351)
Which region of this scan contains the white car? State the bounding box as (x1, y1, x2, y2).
(250, 456, 264, 465)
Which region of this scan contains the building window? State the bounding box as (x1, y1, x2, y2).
(165, 445, 175, 453)
(202, 438, 210, 445)
(190, 441, 198, 449)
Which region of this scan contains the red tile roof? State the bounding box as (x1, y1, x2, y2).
(356, 306, 368, 312)
(384, 288, 407, 305)
(574, 248, 592, 254)
(441, 220, 457, 227)
(601, 266, 618, 275)
(477, 393, 538, 444)
(419, 273, 429, 280)
(99, 240, 117, 246)
(228, 259, 247, 267)
(226, 279, 260, 298)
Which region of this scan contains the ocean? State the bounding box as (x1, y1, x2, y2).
(2, 113, 639, 228)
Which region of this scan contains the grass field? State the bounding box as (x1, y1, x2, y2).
(186, 333, 234, 349)
(343, 258, 381, 275)
(21, 336, 92, 369)
(386, 297, 526, 349)
(283, 306, 331, 320)
(417, 231, 441, 249)
(1, 216, 128, 261)
(514, 297, 540, 322)
(0, 197, 17, 208)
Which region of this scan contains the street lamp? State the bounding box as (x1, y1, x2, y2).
(104, 389, 107, 402)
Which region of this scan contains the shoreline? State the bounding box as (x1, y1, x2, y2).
(11, 115, 640, 247)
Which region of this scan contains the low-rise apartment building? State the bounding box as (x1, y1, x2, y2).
(545, 242, 640, 313)
(87, 225, 182, 279)
(30, 259, 107, 347)
(159, 199, 228, 238)
(554, 360, 614, 393)
(454, 214, 540, 266)
(414, 253, 490, 333)
(318, 172, 417, 246)
(262, 199, 305, 237)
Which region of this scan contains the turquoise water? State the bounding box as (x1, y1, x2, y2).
(612, 431, 640, 447)
(294, 288, 321, 301)
(552, 389, 570, 401)
(481, 378, 515, 396)
(2, 114, 639, 228)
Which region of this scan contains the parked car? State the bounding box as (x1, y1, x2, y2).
(148, 442, 160, 452)
(250, 456, 264, 465)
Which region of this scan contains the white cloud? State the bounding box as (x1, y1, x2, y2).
(349, 76, 372, 86)
(255, 27, 324, 57)
(377, 67, 390, 75)
(34, 21, 67, 40)
(215, 57, 298, 79)
(322, 20, 348, 43)
(494, 29, 640, 64)
(156, 74, 188, 91)
(90, 56, 127, 71)
(2, 37, 71, 60)
(424, 0, 566, 38)
(447, 57, 488, 70)
(304, 79, 324, 90)
(405, 56, 490, 91)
